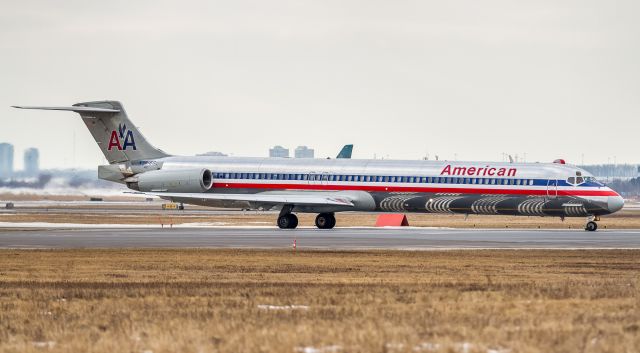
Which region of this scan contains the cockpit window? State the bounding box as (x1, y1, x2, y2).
(567, 174, 600, 186)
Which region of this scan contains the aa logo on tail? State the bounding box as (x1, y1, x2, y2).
(108, 123, 137, 151)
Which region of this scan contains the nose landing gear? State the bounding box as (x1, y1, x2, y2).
(584, 215, 600, 232)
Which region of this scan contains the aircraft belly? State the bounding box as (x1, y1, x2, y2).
(204, 187, 610, 217)
(369, 192, 610, 217)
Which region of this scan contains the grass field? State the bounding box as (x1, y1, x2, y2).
(0, 249, 638, 353)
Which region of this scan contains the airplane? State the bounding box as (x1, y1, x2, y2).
(13, 101, 624, 231)
(336, 144, 353, 159)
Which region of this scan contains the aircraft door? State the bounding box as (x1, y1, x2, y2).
(546, 179, 558, 199)
(308, 172, 328, 186)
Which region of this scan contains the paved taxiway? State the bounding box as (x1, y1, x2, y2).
(1, 227, 639, 249)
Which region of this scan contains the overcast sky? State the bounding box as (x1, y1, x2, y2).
(1, 0, 639, 169)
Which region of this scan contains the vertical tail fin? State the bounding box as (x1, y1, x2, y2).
(13, 101, 169, 164)
(336, 144, 353, 159)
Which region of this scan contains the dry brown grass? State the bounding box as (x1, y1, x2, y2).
(2, 210, 640, 229)
(0, 249, 638, 353)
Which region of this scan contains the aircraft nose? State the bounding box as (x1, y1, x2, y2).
(607, 195, 624, 213)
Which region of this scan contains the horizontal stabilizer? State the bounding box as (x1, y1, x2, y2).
(12, 106, 120, 113)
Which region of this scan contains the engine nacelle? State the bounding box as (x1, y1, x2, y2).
(128, 168, 213, 193)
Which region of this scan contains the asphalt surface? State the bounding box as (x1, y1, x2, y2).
(1, 227, 639, 249)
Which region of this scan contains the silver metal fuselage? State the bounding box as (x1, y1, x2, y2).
(130, 155, 624, 217)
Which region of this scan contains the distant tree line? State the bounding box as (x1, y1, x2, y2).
(580, 164, 639, 179)
(605, 178, 640, 197)
(577, 164, 640, 197)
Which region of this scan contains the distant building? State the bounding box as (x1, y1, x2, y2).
(294, 146, 314, 158)
(196, 151, 228, 157)
(0, 143, 14, 178)
(269, 145, 289, 158)
(24, 148, 39, 176)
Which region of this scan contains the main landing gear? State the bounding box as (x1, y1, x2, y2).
(585, 215, 599, 232)
(315, 213, 336, 229)
(277, 205, 298, 229)
(277, 213, 298, 229)
(276, 206, 336, 230)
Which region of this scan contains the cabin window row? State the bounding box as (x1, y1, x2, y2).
(213, 172, 535, 186)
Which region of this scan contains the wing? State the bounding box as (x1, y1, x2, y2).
(147, 191, 355, 208)
(12, 105, 120, 113)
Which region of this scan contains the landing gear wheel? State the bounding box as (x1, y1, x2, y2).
(585, 221, 598, 232)
(288, 214, 298, 229)
(278, 214, 298, 229)
(315, 213, 336, 229)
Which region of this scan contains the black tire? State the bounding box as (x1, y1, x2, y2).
(278, 215, 291, 229)
(327, 214, 336, 228)
(315, 213, 336, 229)
(288, 214, 299, 229)
(278, 214, 298, 229)
(585, 221, 598, 232)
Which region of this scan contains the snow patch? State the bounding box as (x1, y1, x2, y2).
(32, 341, 56, 348)
(257, 304, 309, 311)
(294, 345, 341, 353)
(413, 342, 440, 351)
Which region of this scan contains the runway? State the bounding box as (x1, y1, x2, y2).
(1, 227, 639, 249)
